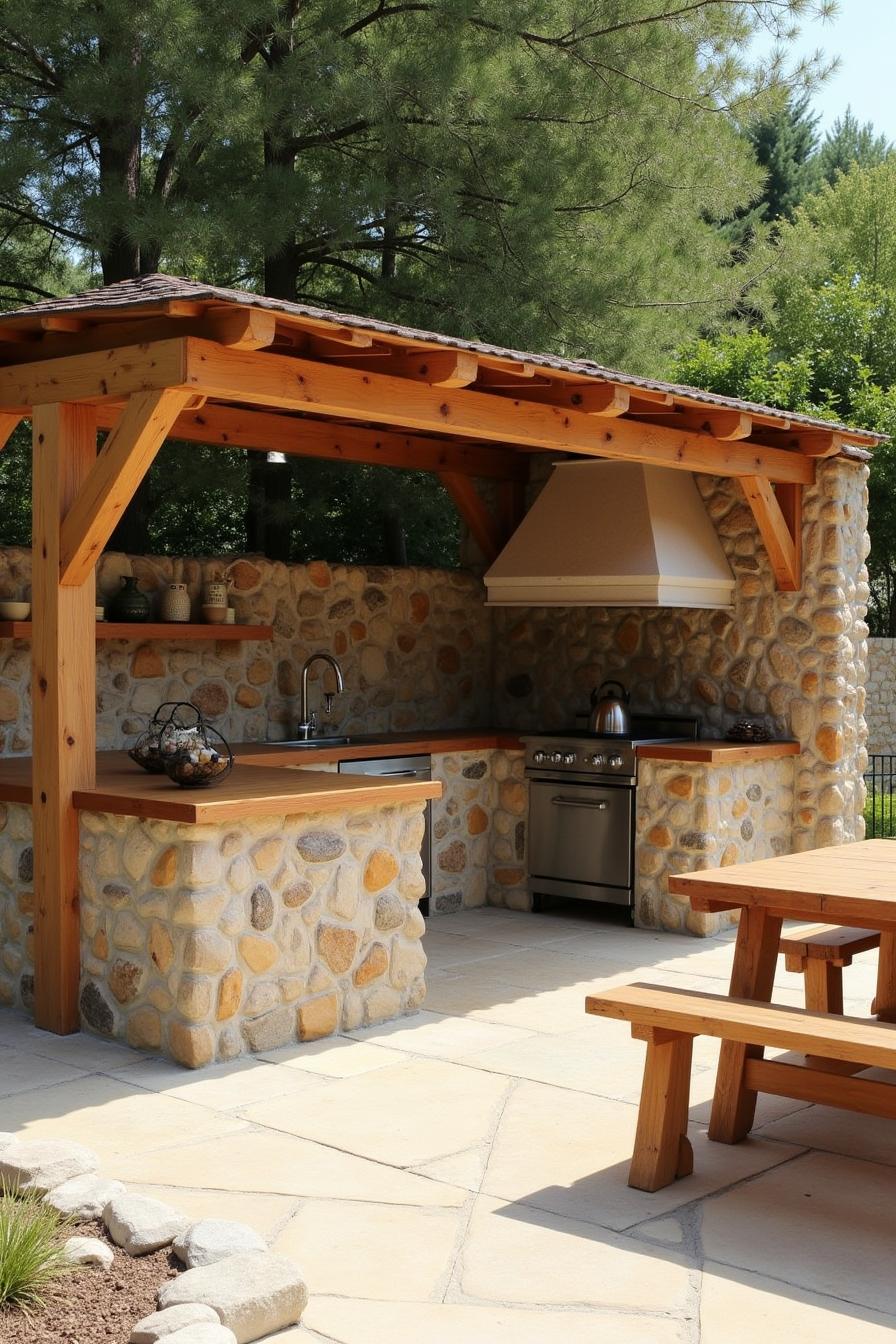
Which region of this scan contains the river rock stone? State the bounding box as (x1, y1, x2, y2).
(173, 1218, 266, 1268)
(130, 1303, 221, 1342)
(165, 1326, 237, 1344)
(0, 1138, 99, 1194)
(45, 1174, 126, 1219)
(104, 1193, 190, 1256)
(157, 1251, 308, 1343)
(63, 1235, 114, 1269)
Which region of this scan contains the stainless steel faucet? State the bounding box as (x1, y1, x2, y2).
(297, 652, 345, 739)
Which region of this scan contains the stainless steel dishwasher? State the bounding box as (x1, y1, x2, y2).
(337, 755, 432, 914)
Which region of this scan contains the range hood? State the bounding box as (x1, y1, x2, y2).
(484, 461, 735, 609)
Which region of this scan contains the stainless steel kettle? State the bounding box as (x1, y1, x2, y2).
(589, 680, 631, 735)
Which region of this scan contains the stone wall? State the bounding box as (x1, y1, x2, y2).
(0, 803, 33, 1010)
(635, 758, 796, 935)
(431, 749, 528, 914)
(866, 638, 896, 755)
(0, 550, 491, 754)
(494, 457, 870, 853)
(75, 800, 428, 1066)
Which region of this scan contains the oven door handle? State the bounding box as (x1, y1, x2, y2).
(550, 795, 609, 810)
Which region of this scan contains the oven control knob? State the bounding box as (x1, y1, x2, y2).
(608, 753, 623, 768)
(532, 750, 547, 765)
(550, 751, 563, 764)
(588, 753, 605, 767)
(562, 751, 577, 765)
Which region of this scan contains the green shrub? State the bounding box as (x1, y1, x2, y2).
(0, 1183, 73, 1310)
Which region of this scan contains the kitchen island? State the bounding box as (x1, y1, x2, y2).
(0, 751, 440, 1065)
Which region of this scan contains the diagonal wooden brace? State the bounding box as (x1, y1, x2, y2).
(741, 475, 802, 591)
(59, 388, 193, 586)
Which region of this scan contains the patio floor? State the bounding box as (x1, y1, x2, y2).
(2, 906, 896, 1341)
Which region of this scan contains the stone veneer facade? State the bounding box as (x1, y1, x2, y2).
(0, 551, 491, 753)
(431, 749, 528, 914)
(635, 758, 796, 934)
(866, 638, 896, 755)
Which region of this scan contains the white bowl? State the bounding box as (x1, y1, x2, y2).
(202, 604, 228, 625)
(0, 601, 30, 620)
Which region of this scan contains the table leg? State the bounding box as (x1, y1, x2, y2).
(874, 933, 896, 1022)
(708, 905, 783, 1144)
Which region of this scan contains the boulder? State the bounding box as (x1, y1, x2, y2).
(0, 1139, 99, 1194)
(173, 1219, 266, 1269)
(45, 1174, 126, 1219)
(157, 1251, 308, 1343)
(130, 1304, 220, 1342)
(166, 1326, 237, 1344)
(63, 1235, 114, 1270)
(104, 1193, 190, 1256)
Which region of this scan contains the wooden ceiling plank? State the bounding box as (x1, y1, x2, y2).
(93, 399, 527, 480)
(438, 471, 503, 563)
(741, 475, 801, 591)
(59, 388, 193, 587)
(181, 338, 815, 485)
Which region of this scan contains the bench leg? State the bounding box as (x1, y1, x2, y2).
(804, 958, 844, 1015)
(709, 907, 782, 1144)
(629, 1029, 694, 1193)
(874, 934, 896, 1022)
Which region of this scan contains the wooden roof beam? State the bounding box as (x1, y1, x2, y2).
(60, 388, 193, 586)
(204, 306, 277, 350)
(741, 476, 801, 591)
(638, 410, 753, 440)
(439, 472, 503, 563)
(180, 338, 815, 485)
(93, 400, 527, 480)
(490, 381, 630, 417)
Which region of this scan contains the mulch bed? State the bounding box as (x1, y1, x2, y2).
(0, 1219, 181, 1344)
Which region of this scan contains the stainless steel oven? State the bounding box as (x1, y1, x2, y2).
(527, 768, 634, 906)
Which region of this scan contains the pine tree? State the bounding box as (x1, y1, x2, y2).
(745, 95, 821, 224)
(816, 108, 892, 185)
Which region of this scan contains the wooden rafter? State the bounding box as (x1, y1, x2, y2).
(60, 389, 193, 586)
(93, 401, 526, 480)
(647, 410, 753, 441)
(492, 381, 631, 417)
(741, 476, 802, 591)
(179, 338, 816, 485)
(439, 472, 504, 563)
(204, 306, 277, 350)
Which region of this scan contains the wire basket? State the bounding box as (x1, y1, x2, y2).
(160, 717, 233, 787)
(128, 702, 204, 774)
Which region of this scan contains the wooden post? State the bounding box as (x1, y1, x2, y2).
(32, 403, 97, 1034)
(628, 1028, 694, 1192)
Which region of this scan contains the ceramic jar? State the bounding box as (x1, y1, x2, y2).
(203, 581, 228, 607)
(108, 575, 150, 623)
(160, 583, 191, 623)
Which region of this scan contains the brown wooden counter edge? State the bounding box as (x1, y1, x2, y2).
(637, 740, 800, 764)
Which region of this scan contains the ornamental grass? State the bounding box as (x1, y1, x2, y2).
(0, 1182, 73, 1310)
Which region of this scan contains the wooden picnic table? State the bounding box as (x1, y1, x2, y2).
(669, 839, 896, 1144)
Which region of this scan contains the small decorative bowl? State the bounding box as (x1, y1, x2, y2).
(202, 604, 228, 625)
(128, 702, 204, 773)
(725, 718, 772, 744)
(0, 601, 30, 619)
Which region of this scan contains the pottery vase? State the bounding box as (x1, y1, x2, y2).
(203, 581, 228, 607)
(160, 583, 191, 623)
(108, 575, 150, 623)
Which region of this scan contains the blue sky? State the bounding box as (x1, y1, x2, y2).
(768, 0, 896, 140)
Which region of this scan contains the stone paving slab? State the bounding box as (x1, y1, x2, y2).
(1, 906, 894, 1343)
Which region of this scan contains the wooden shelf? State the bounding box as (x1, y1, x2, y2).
(0, 621, 273, 641)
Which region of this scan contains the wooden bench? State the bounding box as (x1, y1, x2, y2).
(586, 981, 896, 1193)
(779, 923, 880, 1013)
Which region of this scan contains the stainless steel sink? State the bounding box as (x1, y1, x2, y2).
(272, 736, 353, 748)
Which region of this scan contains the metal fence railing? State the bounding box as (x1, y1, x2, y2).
(865, 755, 896, 839)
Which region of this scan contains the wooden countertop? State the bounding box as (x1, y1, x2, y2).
(636, 739, 800, 764)
(0, 751, 441, 823)
(235, 729, 522, 767)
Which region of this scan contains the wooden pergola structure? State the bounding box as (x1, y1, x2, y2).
(0, 274, 881, 1034)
